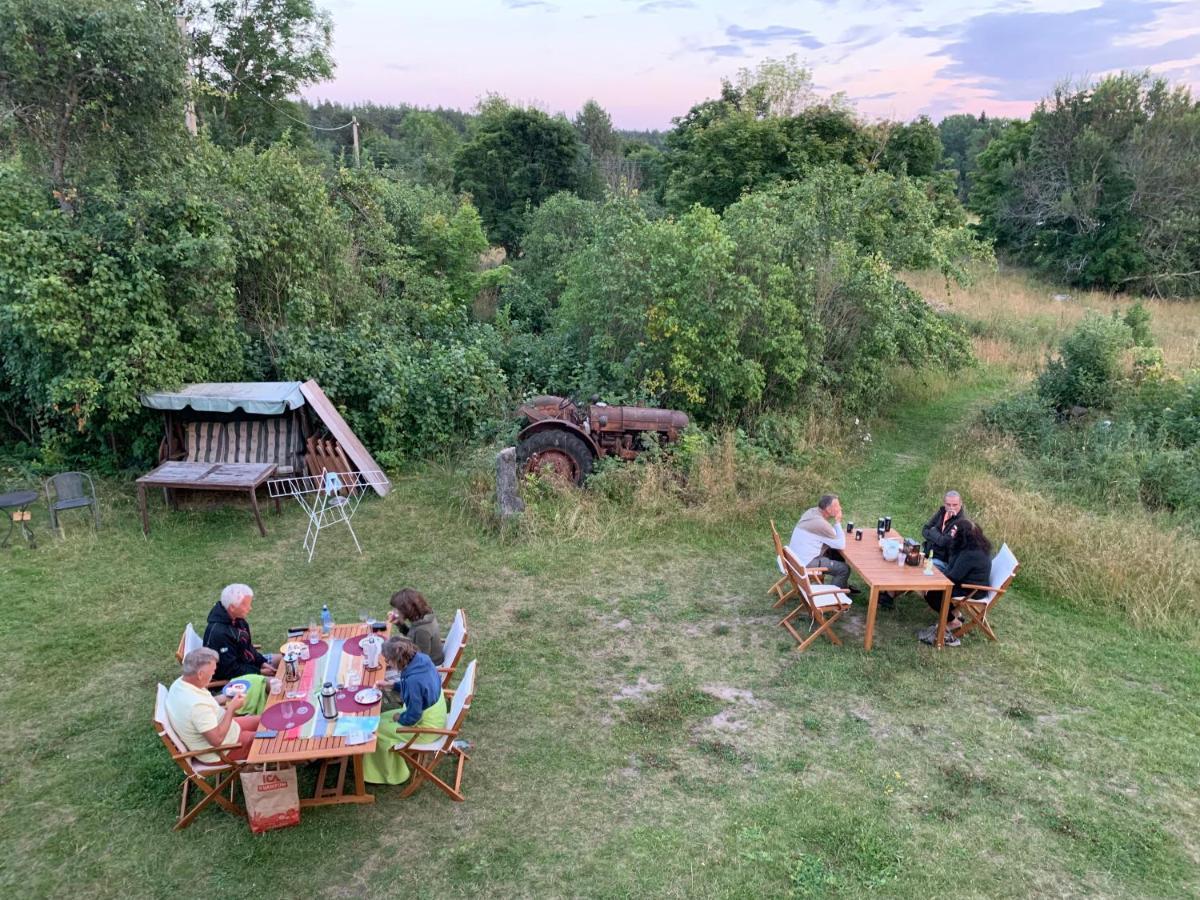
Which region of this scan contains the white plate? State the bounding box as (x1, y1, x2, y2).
(280, 641, 306, 655)
(354, 687, 382, 705)
(223, 681, 249, 697)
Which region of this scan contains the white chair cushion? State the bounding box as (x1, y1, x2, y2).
(812, 592, 851, 609)
(404, 739, 450, 754)
(809, 583, 844, 595)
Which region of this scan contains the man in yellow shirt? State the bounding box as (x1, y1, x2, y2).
(165, 648, 261, 764)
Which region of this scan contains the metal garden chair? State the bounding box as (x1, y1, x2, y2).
(45, 471, 99, 535)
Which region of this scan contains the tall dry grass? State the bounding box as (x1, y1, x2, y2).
(927, 430, 1200, 638)
(905, 263, 1200, 376)
(457, 418, 852, 546)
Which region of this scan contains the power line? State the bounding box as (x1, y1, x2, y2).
(215, 63, 355, 132)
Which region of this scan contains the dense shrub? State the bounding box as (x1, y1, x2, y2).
(0, 158, 242, 465)
(987, 312, 1200, 517)
(542, 167, 974, 421)
(1036, 312, 1133, 409)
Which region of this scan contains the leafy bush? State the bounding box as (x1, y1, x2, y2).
(0, 158, 242, 466)
(1036, 313, 1132, 409)
(988, 305, 1200, 517)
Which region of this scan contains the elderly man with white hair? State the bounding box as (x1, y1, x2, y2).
(165, 647, 262, 763)
(202, 583, 276, 715)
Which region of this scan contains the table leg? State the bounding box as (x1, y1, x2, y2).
(1, 511, 14, 548)
(352, 753, 368, 800)
(301, 756, 373, 807)
(863, 587, 879, 651)
(249, 488, 267, 537)
(138, 484, 150, 536)
(935, 586, 952, 649)
(20, 506, 35, 548)
(273, 495, 281, 515)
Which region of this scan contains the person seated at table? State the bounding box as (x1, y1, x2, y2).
(386, 588, 444, 666)
(921, 490, 966, 573)
(788, 493, 853, 590)
(362, 637, 448, 785)
(166, 648, 261, 763)
(203, 583, 275, 714)
(920, 519, 993, 646)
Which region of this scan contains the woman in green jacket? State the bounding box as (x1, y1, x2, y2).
(387, 588, 444, 666)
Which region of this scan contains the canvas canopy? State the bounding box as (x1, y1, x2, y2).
(141, 382, 307, 416)
(140, 381, 390, 496)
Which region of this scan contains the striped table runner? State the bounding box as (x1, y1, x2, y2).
(284, 638, 370, 740)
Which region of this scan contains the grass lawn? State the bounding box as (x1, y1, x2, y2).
(3, 351, 1198, 899)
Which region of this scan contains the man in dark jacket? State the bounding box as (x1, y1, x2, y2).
(921, 491, 966, 572)
(203, 583, 277, 681)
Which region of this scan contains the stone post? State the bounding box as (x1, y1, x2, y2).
(496, 447, 524, 522)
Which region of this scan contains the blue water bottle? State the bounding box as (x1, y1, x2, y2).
(321, 604, 333, 636)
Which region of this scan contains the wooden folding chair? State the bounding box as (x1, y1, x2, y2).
(768, 520, 800, 608)
(778, 546, 853, 651)
(436, 609, 468, 687)
(394, 659, 477, 801)
(175, 624, 229, 690)
(153, 684, 245, 830)
(952, 543, 1019, 642)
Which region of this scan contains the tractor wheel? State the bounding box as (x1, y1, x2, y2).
(517, 430, 594, 486)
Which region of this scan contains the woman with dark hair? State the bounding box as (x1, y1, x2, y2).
(362, 637, 448, 785)
(387, 588, 444, 666)
(921, 519, 993, 646)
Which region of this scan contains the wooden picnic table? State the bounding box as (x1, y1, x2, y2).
(136, 461, 279, 536)
(247, 623, 391, 808)
(840, 529, 956, 650)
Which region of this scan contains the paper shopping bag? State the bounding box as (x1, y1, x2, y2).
(240, 767, 300, 833)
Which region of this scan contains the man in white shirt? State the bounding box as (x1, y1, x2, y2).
(788, 493, 851, 588)
(165, 647, 261, 764)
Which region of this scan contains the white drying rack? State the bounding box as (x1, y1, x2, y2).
(268, 469, 388, 562)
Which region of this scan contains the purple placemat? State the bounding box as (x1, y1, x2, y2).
(298, 639, 329, 661)
(340, 634, 369, 656)
(334, 687, 381, 713)
(260, 700, 317, 731)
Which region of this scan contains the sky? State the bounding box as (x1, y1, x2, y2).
(302, 0, 1200, 129)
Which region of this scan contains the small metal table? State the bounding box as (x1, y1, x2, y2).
(0, 489, 39, 548)
(136, 462, 279, 536)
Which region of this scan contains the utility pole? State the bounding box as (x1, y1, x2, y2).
(351, 116, 360, 167)
(177, 14, 198, 136)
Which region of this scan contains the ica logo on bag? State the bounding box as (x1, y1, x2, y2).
(258, 772, 289, 792)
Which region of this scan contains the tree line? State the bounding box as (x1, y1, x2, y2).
(0, 0, 1194, 471)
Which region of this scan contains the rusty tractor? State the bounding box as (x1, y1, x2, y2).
(515, 395, 689, 485)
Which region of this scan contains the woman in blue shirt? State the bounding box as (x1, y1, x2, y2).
(362, 637, 448, 785)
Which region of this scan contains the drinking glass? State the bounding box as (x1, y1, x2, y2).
(270, 677, 283, 695)
(358, 609, 368, 624)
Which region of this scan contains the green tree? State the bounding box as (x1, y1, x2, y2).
(574, 99, 620, 159)
(185, 0, 333, 147)
(452, 105, 583, 252)
(882, 115, 943, 177)
(0, 0, 187, 194)
(971, 72, 1200, 295)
